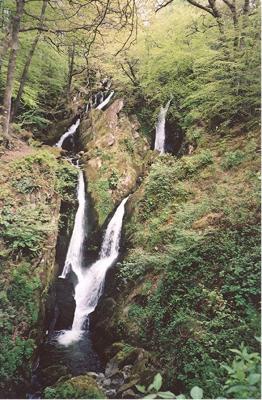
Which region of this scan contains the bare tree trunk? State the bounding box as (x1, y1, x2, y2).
(12, 0, 48, 119)
(66, 43, 76, 97)
(240, 0, 250, 47)
(1, 0, 25, 146)
(0, 20, 13, 74)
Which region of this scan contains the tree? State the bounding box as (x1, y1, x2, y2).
(12, 0, 48, 119)
(1, 0, 25, 146)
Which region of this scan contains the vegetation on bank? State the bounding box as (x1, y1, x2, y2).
(112, 130, 260, 398)
(0, 149, 78, 396)
(0, 0, 260, 399)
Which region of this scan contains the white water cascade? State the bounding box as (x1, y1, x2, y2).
(58, 196, 129, 346)
(59, 170, 86, 279)
(96, 90, 114, 110)
(154, 99, 172, 154)
(55, 118, 80, 148)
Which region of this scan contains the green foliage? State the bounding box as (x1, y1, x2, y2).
(0, 336, 35, 384)
(43, 376, 106, 399)
(136, 373, 175, 399)
(108, 170, 119, 190)
(116, 133, 260, 398)
(122, 138, 135, 154)
(120, 4, 260, 134)
(0, 149, 79, 394)
(55, 164, 79, 201)
(221, 150, 245, 170)
(0, 205, 52, 256)
(11, 150, 78, 202)
(8, 263, 41, 320)
(88, 179, 114, 225)
(222, 342, 261, 399)
(136, 374, 204, 399)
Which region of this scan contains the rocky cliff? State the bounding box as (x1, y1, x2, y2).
(0, 139, 78, 397)
(79, 99, 150, 227)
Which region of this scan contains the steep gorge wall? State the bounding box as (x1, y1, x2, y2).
(0, 142, 78, 397)
(79, 99, 150, 228)
(92, 129, 261, 398)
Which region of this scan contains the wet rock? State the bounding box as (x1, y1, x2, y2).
(40, 364, 69, 387)
(117, 378, 140, 396)
(53, 279, 75, 330)
(102, 378, 112, 387)
(86, 371, 99, 379)
(122, 365, 133, 380)
(105, 388, 117, 398)
(105, 360, 120, 378)
(111, 371, 125, 387)
(107, 134, 115, 146)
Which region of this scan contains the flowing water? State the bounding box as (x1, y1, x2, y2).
(31, 88, 127, 395)
(55, 118, 80, 148)
(96, 90, 114, 110)
(58, 196, 129, 346)
(59, 170, 86, 279)
(85, 89, 114, 113)
(154, 99, 171, 154)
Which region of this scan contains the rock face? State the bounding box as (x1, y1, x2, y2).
(0, 144, 78, 398)
(79, 99, 150, 227)
(84, 344, 156, 399)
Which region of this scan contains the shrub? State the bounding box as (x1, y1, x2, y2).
(221, 150, 245, 170)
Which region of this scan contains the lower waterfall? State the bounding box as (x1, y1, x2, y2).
(59, 170, 86, 279)
(58, 196, 129, 346)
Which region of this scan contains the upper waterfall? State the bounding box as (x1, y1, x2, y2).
(96, 91, 114, 110)
(55, 118, 80, 148)
(58, 196, 129, 346)
(59, 170, 86, 279)
(154, 99, 171, 154)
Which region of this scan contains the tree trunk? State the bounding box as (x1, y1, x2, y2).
(240, 0, 250, 47)
(12, 0, 48, 119)
(0, 20, 13, 75)
(67, 43, 76, 97)
(1, 0, 25, 146)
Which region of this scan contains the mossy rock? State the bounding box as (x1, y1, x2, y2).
(41, 364, 69, 387)
(43, 375, 106, 399)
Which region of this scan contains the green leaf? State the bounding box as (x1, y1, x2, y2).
(136, 385, 146, 394)
(248, 373, 260, 385)
(176, 395, 186, 399)
(144, 394, 157, 399)
(190, 386, 203, 399)
(226, 384, 248, 394)
(157, 391, 175, 398)
(153, 373, 163, 391)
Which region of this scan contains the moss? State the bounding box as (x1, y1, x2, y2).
(88, 179, 114, 226)
(43, 375, 106, 399)
(0, 146, 78, 396)
(80, 105, 149, 227)
(106, 130, 260, 398)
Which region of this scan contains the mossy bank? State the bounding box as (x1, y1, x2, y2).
(93, 127, 261, 398)
(0, 141, 78, 398)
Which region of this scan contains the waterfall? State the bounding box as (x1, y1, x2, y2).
(96, 90, 114, 110)
(55, 118, 80, 148)
(58, 196, 129, 346)
(154, 99, 171, 154)
(59, 170, 86, 279)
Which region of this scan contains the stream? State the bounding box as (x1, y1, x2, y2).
(28, 89, 127, 398)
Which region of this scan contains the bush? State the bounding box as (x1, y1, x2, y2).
(43, 376, 105, 399)
(221, 150, 245, 170)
